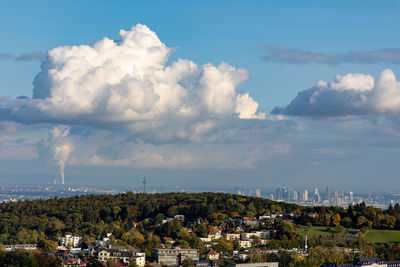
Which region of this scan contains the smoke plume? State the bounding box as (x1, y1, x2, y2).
(50, 125, 73, 184)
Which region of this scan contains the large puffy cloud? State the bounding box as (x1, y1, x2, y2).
(0, 24, 264, 144)
(0, 24, 270, 171)
(273, 69, 400, 117)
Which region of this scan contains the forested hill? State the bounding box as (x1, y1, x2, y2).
(0, 192, 298, 225)
(0, 192, 298, 245)
(1, 191, 400, 252)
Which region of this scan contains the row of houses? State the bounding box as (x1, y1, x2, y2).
(5, 244, 37, 251)
(4, 242, 281, 267)
(197, 229, 276, 250)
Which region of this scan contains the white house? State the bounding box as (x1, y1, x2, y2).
(96, 245, 145, 267)
(206, 249, 220, 260)
(239, 240, 252, 249)
(174, 215, 185, 222)
(58, 235, 82, 248)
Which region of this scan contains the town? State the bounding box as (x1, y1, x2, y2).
(2, 192, 400, 266)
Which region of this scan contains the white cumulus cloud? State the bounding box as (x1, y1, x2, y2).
(0, 24, 270, 170)
(1, 24, 264, 145)
(273, 69, 400, 117)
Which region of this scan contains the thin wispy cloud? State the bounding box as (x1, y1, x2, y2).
(261, 45, 400, 64)
(0, 51, 45, 61)
(0, 53, 14, 60)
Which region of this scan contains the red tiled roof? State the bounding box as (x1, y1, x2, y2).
(207, 249, 218, 255)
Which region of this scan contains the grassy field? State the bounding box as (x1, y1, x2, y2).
(364, 230, 400, 244)
(296, 226, 400, 244)
(296, 225, 348, 237)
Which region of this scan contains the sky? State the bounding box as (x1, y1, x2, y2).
(1, 0, 400, 192)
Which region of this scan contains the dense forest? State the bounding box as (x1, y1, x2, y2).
(0, 192, 296, 246)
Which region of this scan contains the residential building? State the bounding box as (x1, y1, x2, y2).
(194, 260, 217, 267)
(237, 251, 250, 261)
(95, 233, 112, 247)
(174, 215, 185, 222)
(206, 249, 219, 261)
(58, 235, 82, 248)
(5, 244, 37, 251)
(224, 233, 240, 241)
(238, 240, 252, 249)
(63, 256, 87, 267)
(241, 232, 261, 240)
(152, 248, 199, 266)
(96, 245, 145, 266)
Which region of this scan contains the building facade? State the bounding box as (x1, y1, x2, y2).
(58, 235, 82, 248)
(152, 248, 199, 266)
(96, 245, 145, 266)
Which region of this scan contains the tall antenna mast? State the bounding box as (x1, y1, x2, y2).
(142, 176, 147, 193)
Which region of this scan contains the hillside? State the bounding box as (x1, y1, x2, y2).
(0, 192, 299, 245)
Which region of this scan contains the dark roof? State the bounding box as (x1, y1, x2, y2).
(385, 261, 400, 266)
(320, 263, 354, 267)
(355, 257, 382, 264)
(320, 263, 339, 267)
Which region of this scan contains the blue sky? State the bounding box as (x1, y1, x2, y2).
(1, 1, 400, 191)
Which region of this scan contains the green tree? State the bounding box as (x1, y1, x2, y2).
(332, 214, 341, 228)
(38, 239, 58, 252)
(86, 256, 102, 267)
(0, 252, 39, 267)
(181, 258, 195, 267)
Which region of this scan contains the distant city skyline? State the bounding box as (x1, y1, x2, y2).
(1, 183, 398, 210)
(1, 1, 400, 190)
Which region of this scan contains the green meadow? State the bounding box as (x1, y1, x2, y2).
(363, 230, 400, 244)
(296, 226, 400, 244)
(296, 225, 348, 237)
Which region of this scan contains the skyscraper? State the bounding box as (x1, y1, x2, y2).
(303, 190, 308, 201)
(334, 189, 339, 203)
(293, 191, 298, 201)
(325, 186, 331, 202)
